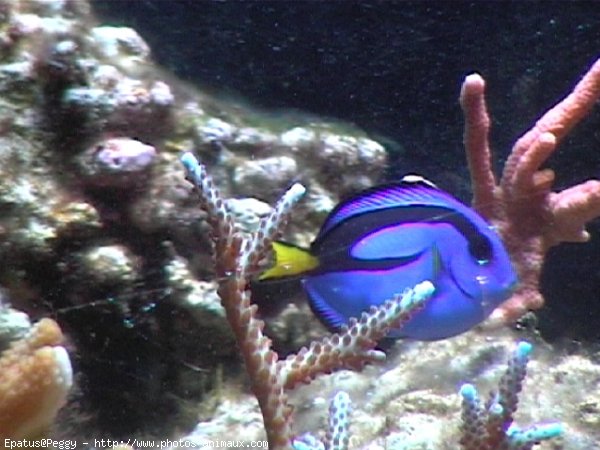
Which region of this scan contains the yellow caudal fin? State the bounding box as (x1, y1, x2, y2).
(259, 242, 319, 280)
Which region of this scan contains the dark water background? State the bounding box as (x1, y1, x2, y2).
(92, 1, 600, 343)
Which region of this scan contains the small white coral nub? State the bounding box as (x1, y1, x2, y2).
(78, 137, 157, 189)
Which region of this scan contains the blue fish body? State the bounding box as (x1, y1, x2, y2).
(261, 176, 517, 340)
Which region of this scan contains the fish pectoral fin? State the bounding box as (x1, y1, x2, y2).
(431, 242, 443, 276)
(259, 241, 319, 280)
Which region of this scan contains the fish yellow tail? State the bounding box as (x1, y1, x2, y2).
(259, 242, 319, 280)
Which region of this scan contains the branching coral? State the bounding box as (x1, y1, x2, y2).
(177, 55, 600, 450)
(460, 57, 600, 323)
(0, 318, 72, 440)
(459, 342, 562, 450)
(293, 342, 563, 450)
(292, 391, 352, 450)
(181, 152, 434, 450)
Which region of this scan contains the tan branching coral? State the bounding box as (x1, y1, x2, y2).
(0, 318, 73, 440)
(181, 152, 433, 450)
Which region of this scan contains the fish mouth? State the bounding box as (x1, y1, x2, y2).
(449, 269, 500, 313)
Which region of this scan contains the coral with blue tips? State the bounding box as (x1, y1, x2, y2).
(459, 341, 563, 449)
(292, 391, 351, 450)
(299, 342, 562, 450)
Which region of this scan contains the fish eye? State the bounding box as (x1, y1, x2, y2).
(468, 234, 493, 265)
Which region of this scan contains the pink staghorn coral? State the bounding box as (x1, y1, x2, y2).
(459, 57, 600, 324)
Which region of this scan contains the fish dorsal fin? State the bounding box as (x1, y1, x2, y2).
(316, 174, 462, 240)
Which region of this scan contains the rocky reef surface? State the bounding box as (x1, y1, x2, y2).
(183, 328, 600, 450)
(0, 0, 386, 439)
(0, 0, 597, 448)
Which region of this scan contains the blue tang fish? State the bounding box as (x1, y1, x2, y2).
(259, 175, 517, 340)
